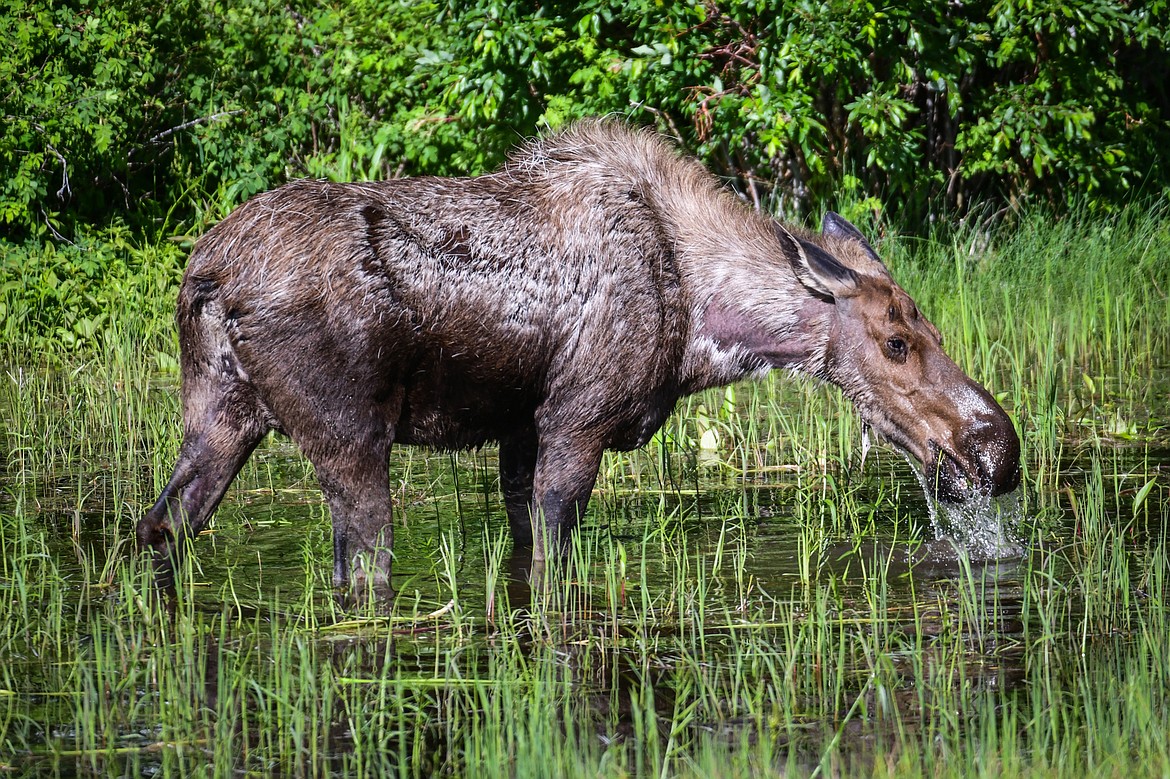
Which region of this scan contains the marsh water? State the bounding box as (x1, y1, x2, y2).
(2, 363, 1169, 776)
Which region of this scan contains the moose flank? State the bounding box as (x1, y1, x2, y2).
(139, 121, 1020, 597)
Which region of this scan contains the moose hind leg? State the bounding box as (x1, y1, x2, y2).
(138, 388, 267, 588)
(245, 352, 401, 598)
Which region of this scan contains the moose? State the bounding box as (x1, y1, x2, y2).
(139, 120, 1020, 597)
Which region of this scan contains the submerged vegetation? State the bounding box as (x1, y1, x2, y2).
(1, 203, 1168, 776)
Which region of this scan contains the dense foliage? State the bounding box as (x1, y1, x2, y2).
(2, 0, 1168, 351)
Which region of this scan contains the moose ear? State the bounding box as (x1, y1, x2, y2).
(774, 223, 858, 299)
(822, 211, 868, 243)
(822, 211, 885, 268)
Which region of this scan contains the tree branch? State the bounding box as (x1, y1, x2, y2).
(145, 109, 244, 146)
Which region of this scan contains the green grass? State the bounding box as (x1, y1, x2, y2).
(0, 203, 1168, 776)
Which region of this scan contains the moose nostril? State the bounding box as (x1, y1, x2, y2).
(967, 409, 1021, 497)
(989, 435, 1021, 495)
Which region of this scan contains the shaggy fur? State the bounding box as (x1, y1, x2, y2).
(139, 120, 1019, 595)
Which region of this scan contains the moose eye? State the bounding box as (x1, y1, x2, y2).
(885, 336, 908, 361)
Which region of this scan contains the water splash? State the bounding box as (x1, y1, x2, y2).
(901, 451, 1025, 561)
(928, 490, 1025, 561)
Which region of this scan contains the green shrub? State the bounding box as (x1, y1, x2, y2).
(0, 229, 184, 360)
(4, 0, 1167, 243)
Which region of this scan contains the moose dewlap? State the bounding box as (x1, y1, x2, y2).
(139, 120, 1020, 596)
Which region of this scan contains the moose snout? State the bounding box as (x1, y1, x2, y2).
(939, 395, 1021, 502)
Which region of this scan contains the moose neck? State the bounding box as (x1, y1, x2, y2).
(643, 188, 837, 394)
(525, 126, 838, 394)
(677, 274, 835, 394)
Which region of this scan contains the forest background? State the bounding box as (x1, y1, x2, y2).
(2, 0, 1168, 352)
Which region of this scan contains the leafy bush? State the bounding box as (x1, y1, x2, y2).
(1, 0, 1166, 254)
(418, 0, 1169, 218)
(1, 1, 208, 239)
(2, 1, 1170, 355)
(0, 230, 184, 360)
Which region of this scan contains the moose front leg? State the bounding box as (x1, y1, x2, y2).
(530, 437, 605, 563)
(499, 428, 538, 546)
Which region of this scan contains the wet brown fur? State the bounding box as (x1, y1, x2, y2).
(139, 120, 1019, 596)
